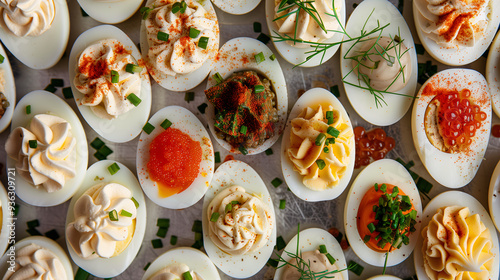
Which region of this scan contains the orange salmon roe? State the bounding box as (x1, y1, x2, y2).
(148, 128, 202, 197)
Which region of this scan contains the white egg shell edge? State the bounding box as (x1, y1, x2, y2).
(205, 37, 288, 155)
(486, 30, 500, 118)
(0, 236, 73, 279)
(141, 247, 221, 280)
(140, 0, 220, 92)
(0, 44, 16, 133)
(0, 0, 69, 69)
(202, 160, 277, 278)
(78, 0, 143, 24)
(488, 159, 500, 233)
(136, 105, 214, 209)
(413, 191, 500, 280)
(69, 24, 152, 143)
(413, 0, 500, 66)
(344, 158, 423, 267)
(265, 0, 346, 67)
(0, 182, 11, 255)
(212, 0, 261, 15)
(273, 228, 349, 280)
(6, 90, 88, 207)
(411, 69, 491, 189)
(280, 87, 355, 201)
(65, 160, 147, 278)
(367, 276, 402, 280)
(340, 0, 417, 126)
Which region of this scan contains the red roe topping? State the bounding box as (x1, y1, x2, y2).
(147, 128, 202, 197)
(354, 127, 395, 169)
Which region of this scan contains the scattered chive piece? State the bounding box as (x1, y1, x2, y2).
(157, 31, 169, 42)
(25, 105, 31, 114)
(143, 262, 151, 271)
(192, 220, 202, 233)
(125, 63, 143, 73)
(197, 103, 208, 114)
(315, 133, 326, 146)
(108, 209, 119, 221)
(111, 70, 119, 83)
(185, 91, 195, 102)
(276, 236, 286, 251)
(323, 147, 329, 153)
(26, 228, 42, 236)
(75, 268, 90, 280)
(156, 227, 168, 238)
(62, 87, 73, 99)
(279, 199, 286, 209)
(416, 177, 433, 194)
(367, 223, 376, 233)
(94, 151, 107, 161)
(269, 54, 276, 61)
(210, 212, 219, 222)
(44, 84, 56, 93)
(198, 36, 209, 49)
(131, 197, 139, 208)
(316, 159, 326, 170)
(120, 209, 132, 217)
(325, 111, 334, 125)
(157, 218, 170, 228)
(214, 152, 221, 163)
(319, 244, 327, 254)
(225, 203, 232, 213)
(240, 125, 247, 135)
(213, 72, 223, 84)
(170, 235, 178, 245)
(253, 22, 262, 33)
(189, 27, 200, 38)
(107, 162, 120, 175)
(254, 52, 265, 64)
(90, 137, 105, 150)
(160, 118, 172, 129)
(80, 7, 89, 17)
(330, 85, 340, 97)
(191, 240, 203, 249)
(27, 219, 39, 228)
(0, 54, 4, 63)
(151, 239, 163, 249)
(51, 78, 64, 87)
(13, 204, 19, 216)
(45, 229, 60, 240)
(326, 253, 336, 265)
(348, 261, 364, 276)
(257, 33, 270, 44)
(239, 145, 248, 155)
(180, 0, 187, 13)
(271, 178, 283, 188)
(363, 235, 371, 243)
(127, 93, 142, 106)
(327, 127, 340, 138)
(195, 232, 203, 241)
(267, 258, 279, 268)
(97, 145, 113, 157)
(140, 6, 152, 20)
(265, 148, 273, 155)
(143, 122, 155, 134)
(171, 2, 181, 13)
(254, 84, 265, 93)
(28, 140, 37, 149)
(415, 44, 425, 55)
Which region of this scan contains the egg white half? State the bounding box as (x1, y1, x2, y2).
(344, 159, 422, 267)
(0, 43, 16, 133)
(78, 0, 144, 24)
(413, 191, 500, 280)
(141, 247, 221, 280)
(65, 160, 146, 278)
(205, 37, 287, 155)
(202, 160, 276, 278)
(140, 0, 219, 91)
(367, 276, 402, 280)
(212, 0, 260, 14)
(488, 160, 500, 233)
(273, 228, 348, 280)
(486, 30, 500, 118)
(340, 0, 417, 126)
(0, 0, 69, 69)
(0, 182, 10, 255)
(136, 105, 214, 209)
(413, 0, 500, 66)
(69, 24, 152, 143)
(265, 0, 346, 67)
(280, 87, 355, 201)
(411, 69, 491, 189)
(7, 90, 88, 206)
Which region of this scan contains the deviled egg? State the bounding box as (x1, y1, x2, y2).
(486, 30, 500, 118)
(205, 37, 287, 155)
(281, 87, 355, 201)
(0, 43, 14, 133)
(5, 90, 88, 207)
(65, 160, 146, 278)
(344, 159, 422, 267)
(137, 105, 214, 209)
(0, 182, 9, 255)
(0, 0, 69, 69)
(341, 0, 417, 126)
(202, 160, 276, 278)
(212, 0, 260, 14)
(78, 0, 143, 24)
(411, 69, 491, 188)
(367, 276, 402, 280)
(489, 160, 500, 233)
(69, 24, 152, 143)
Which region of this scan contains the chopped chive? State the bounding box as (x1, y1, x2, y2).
(127, 93, 141, 106)
(257, 33, 270, 44)
(265, 148, 273, 155)
(27, 219, 39, 228)
(51, 78, 64, 87)
(225, 203, 232, 213)
(194, 232, 203, 241)
(156, 227, 168, 238)
(185, 91, 195, 102)
(13, 204, 19, 216)
(367, 223, 376, 233)
(107, 162, 120, 175)
(363, 235, 371, 243)
(326, 253, 336, 264)
(111, 70, 119, 83)
(25, 105, 31, 114)
(319, 244, 327, 254)
(170, 235, 178, 245)
(327, 127, 340, 138)
(131, 197, 139, 208)
(44, 84, 56, 93)
(192, 220, 202, 233)
(45, 229, 59, 240)
(0, 54, 4, 63)
(120, 209, 133, 217)
(157, 31, 169, 42)
(75, 268, 90, 280)
(253, 22, 262, 33)
(415, 44, 425, 55)
(198, 36, 209, 49)
(254, 52, 265, 64)
(269, 54, 276, 61)
(210, 212, 219, 222)
(90, 137, 105, 150)
(330, 85, 340, 97)
(143, 262, 151, 271)
(97, 145, 113, 157)
(140, 6, 152, 20)
(171, 2, 181, 13)
(240, 125, 247, 135)
(80, 7, 89, 17)
(151, 239, 163, 249)
(279, 199, 286, 209)
(180, 0, 187, 13)
(191, 240, 203, 249)
(276, 236, 286, 251)
(213, 72, 223, 84)
(189, 27, 200, 38)
(271, 178, 282, 188)
(197, 103, 208, 114)
(348, 261, 364, 276)
(160, 118, 172, 129)
(316, 159, 326, 170)
(94, 151, 107, 161)
(254, 84, 265, 93)
(125, 63, 143, 73)
(238, 145, 248, 155)
(416, 177, 433, 194)
(214, 151, 221, 163)
(26, 228, 42, 236)
(157, 218, 170, 228)
(108, 209, 118, 221)
(323, 147, 329, 153)
(28, 140, 37, 149)
(143, 122, 155, 134)
(315, 133, 326, 146)
(267, 258, 279, 268)
(62, 87, 73, 99)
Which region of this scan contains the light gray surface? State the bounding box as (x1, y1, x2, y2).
(1, 0, 499, 279)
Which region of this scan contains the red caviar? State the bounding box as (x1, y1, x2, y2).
(147, 128, 202, 197)
(354, 127, 395, 169)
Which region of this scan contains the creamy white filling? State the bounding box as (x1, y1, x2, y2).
(0, 0, 55, 37)
(149, 263, 202, 280)
(282, 249, 342, 280)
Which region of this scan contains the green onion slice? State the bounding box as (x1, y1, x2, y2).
(316, 159, 326, 170)
(157, 31, 169, 42)
(225, 203, 232, 213)
(108, 209, 118, 221)
(160, 118, 172, 129)
(28, 140, 37, 149)
(327, 126, 340, 138)
(315, 133, 326, 146)
(198, 36, 209, 49)
(319, 244, 327, 254)
(254, 52, 265, 64)
(271, 178, 282, 188)
(279, 199, 286, 209)
(182, 271, 193, 280)
(170, 235, 178, 245)
(26, 105, 31, 114)
(111, 70, 119, 83)
(213, 72, 223, 84)
(131, 197, 139, 208)
(189, 27, 200, 38)
(143, 122, 155, 134)
(240, 125, 247, 135)
(107, 162, 120, 175)
(254, 84, 265, 93)
(120, 209, 132, 217)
